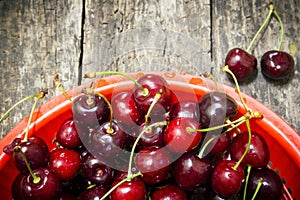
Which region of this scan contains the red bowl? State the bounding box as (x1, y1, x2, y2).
(0, 72, 299, 199)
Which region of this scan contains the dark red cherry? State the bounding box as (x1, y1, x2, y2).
(225, 48, 258, 82)
(21, 168, 61, 200)
(49, 148, 81, 181)
(169, 100, 200, 121)
(11, 172, 25, 200)
(111, 91, 144, 129)
(261, 50, 294, 80)
(135, 146, 171, 185)
(133, 74, 172, 115)
(198, 91, 238, 129)
(13, 136, 49, 175)
(229, 131, 270, 168)
(173, 152, 212, 190)
(207, 132, 231, 156)
(110, 175, 147, 200)
(151, 184, 188, 200)
(56, 119, 82, 149)
(81, 153, 115, 185)
(79, 185, 109, 200)
(164, 117, 202, 154)
(246, 167, 283, 200)
(3, 137, 22, 155)
(211, 160, 245, 198)
(72, 93, 110, 134)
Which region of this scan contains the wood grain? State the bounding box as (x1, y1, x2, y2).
(0, 0, 299, 139)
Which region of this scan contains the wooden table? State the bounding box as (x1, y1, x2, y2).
(0, 0, 299, 139)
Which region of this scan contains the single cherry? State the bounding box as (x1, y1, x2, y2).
(173, 152, 212, 190)
(225, 48, 258, 82)
(229, 131, 270, 168)
(55, 119, 82, 149)
(48, 148, 81, 181)
(169, 100, 200, 121)
(164, 117, 202, 154)
(135, 146, 171, 185)
(261, 50, 294, 80)
(211, 160, 245, 198)
(79, 185, 109, 200)
(151, 184, 188, 200)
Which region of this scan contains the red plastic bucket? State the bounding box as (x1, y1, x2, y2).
(0, 72, 299, 199)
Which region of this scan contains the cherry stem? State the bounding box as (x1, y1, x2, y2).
(202, 72, 219, 91)
(197, 135, 217, 158)
(222, 65, 250, 111)
(251, 177, 263, 200)
(99, 171, 142, 200)
(272, 9, 284, 51)
(243, 165, 252, 200)
(144, 90, 162, 126)
(24, 90, 48, 142)
(127, 121, 168, 178)
(13, 146, 41, 184)
(233, 119, 252, 170)
(53, 73, 72, 102)
(94, 92, 114, 133)
(84, 71, 149, 96)
(0, 95, 36, 123)
(225, 119, 241, 134)
(246, 3, 274, 52)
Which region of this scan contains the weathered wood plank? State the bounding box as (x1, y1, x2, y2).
(212, 0, 300, 133)
(0, 0, 83, 138)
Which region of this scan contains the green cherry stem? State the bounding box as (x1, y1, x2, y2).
(251, 178, 264, 200)
(53, 73, 72, 102)
(222, 65, 250, 111)
(84, 71, 149, 96)
(0, 95, 36, 123)
(243, 165, 252, 200)
(144, 90, 162, 126)
(13, 146, 41, 184)
(246, 3, 274, 52)
(127, 121, 168, 178)
(233, 119, 252, 171)
(272, 9, 284, 51)
(24, 89, 48, 142)
(100, 171, 143, 200)
(197, 135, 217, 158)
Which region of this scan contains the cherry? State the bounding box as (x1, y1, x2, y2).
(13, 136, 49, 175)
(207, 132, 231, 156)
(3, 137, 22, 155)
(21, 168, 62, 200)
(225, 48, 258, 82)
(198, 91, 238, 129)
(55, 119, 82, 149)
(110, 175, 147, 200)
(79, 185, 109, 200)
(133, 74, 172, 115)
(11, 172, 25, 200)
(111, 91, 144, 129)
(229, 131, 270, 168)
(211, 160, 245, 198)
(246, 167, 283, 200)
(72, 93, 110, 134)
(48, 148, 81, 181)
(169, 100, 200, 121)
(135, 146, 171, 185)
(81, 153, 115, 185)
(151, 184, 188, 200)
(173, 152, 212, 190)
(164, 117, 202, 154)
(261, 50, 294, 80)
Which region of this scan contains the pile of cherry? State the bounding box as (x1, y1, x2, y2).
(3, 71, 285, 200)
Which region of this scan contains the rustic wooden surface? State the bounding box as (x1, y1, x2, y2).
(0, 0, 299, 139)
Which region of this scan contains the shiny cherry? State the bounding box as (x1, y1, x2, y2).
(55, 119, 82, 149)
(169, 100, 200, 121)
(246, 167, 283, 200)
(79, 185, 109, 200)
(164, 117, 202, 154)
(21, 168, 61, 200)
(135, 146, 171, 185)
(173, 152, 212, 190)
(229, 131, 270, 168)
(225, 48, 258, 82)
(261, 50, 294, 80)
(211, 160, 245, 198)
(151, 184, 188, 200)
(49, 148, 81, 181)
